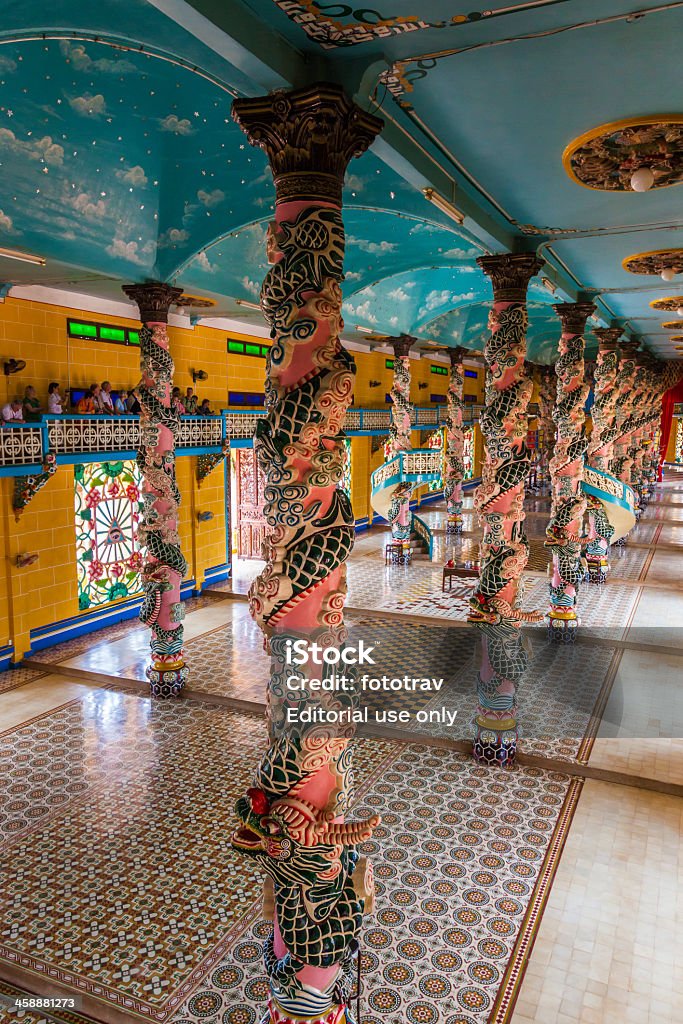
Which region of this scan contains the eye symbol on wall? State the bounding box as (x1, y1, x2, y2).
(104, 521, 125, 545)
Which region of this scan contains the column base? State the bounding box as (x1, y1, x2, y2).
(473, 716, 518, 768)
(585, 556, 609, 585)
(387, 541, 413, 565)
(546, 611, 579, 643)
(147, 661, 188, 698)
(264, 1000, 348, 1024)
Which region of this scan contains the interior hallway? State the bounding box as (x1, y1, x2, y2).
(1, 471, 683, 1023)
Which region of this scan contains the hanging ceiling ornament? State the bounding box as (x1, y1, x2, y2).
(622, 249, 683, 281)
(650, 296, 683, 314)
(563, 116, 683, 191)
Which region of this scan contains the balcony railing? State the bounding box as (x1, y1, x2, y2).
(0, 406, 480, 474)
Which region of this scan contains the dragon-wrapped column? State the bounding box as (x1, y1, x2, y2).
(536, 365, 557, 494)
(123, 282, 188, 697)
(545, 302, 594, 642)
(386, 334, 415, 559)
(585, 328, 621, 583)
(612, 339, 640, 543)
(231, 85, 383, 1024)
(444, 346, 467, 534)
(468, 252, 544, 767)
(627, 356, 653, 514)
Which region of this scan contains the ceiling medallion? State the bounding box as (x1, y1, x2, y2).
(622, 249, 683, 278)
(563, 116, 683, 191)
(649, 296, 683, 311)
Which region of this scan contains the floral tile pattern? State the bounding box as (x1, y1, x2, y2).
(0, 666, 49, 695)
(170, 750, 579, 1024)
(0, 692, 397, 1022)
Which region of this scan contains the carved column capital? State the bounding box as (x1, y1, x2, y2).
(476, 252, 544, 302)
(232, 83, 383, 206)
(593, 327, 622, 352)
(619, 339, 641, 361)
(448, 345, 468, 365)
(552, 301, 596, 335)
(389, 334, 416, 359)
(123, 282, 183, 324)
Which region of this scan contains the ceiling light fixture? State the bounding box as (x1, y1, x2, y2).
(422, 188, 465, 226)
(235, 299, 261, 310)
(354, 325, 375, 334)
(630, 167, 655, 192)
(0, 246, 46, 266)
(661, 268, 677, 282)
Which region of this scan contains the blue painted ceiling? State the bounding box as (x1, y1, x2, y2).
(0, 0, 681, 358)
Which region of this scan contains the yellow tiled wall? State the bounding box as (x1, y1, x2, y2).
(2, 468, 78, 659)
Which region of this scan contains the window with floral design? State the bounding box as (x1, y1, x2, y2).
(676, 419, 683, 465)
(75, 460, 144, 610)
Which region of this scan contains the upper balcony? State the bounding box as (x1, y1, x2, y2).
(0, 405, 481, 476)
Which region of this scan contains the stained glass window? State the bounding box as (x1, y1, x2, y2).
(676, 419, 683, 464)
(75, 460, 144, 610)
(341, 438, 352, 498)
(463, 427, 474, 481)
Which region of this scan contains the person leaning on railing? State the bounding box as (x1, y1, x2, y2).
(22, 385, 42, 422)
(2, 398, 25, 425)
(76, 385, 98, 414)
(126, 388, 141, 415)
(114, 389, 128, 414)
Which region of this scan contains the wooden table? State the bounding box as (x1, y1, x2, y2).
(442, 564, 479, 590)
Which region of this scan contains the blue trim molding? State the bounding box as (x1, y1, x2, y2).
(27, 579, 197, 655)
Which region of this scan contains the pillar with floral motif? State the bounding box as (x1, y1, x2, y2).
(628, 357, 656, 512)
(612, 339, 640, 543)
(444, 346, 467, 533)
(545, 302, 594, 641)
(536, 364, 557, 493)
(123, 283, 188, 698)
(386, 334, 415, 556)
(468, 252, 544, 767)
(585, 328, 621, 583)
(231, 84, 383, 1024)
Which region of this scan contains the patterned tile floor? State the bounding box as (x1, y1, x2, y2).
(3, 479, 683, 1024)
(0, 691, 396, 1023)
(168, 749, 578, 1024)
(0, 666, 48, 696)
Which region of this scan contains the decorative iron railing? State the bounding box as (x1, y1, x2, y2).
(48, 416, 141, 455)
(0, 424, 43, 466)
(411, 512, 434, 559)
(0, 407, 480, 474)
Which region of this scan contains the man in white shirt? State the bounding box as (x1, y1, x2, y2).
(100, 380, 114, 414)
(2, 399, 24, 424)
